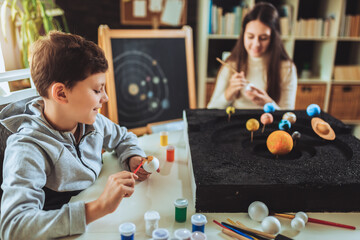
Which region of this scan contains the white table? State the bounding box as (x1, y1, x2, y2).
(65, 130, 360, 240)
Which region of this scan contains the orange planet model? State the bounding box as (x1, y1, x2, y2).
(267, 130, 293, 155)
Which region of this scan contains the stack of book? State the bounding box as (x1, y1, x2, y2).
(295, 16, 336, 37)
(278, 4, 293, 36)
(209, 2, 250, 36)
(339, 14, 360, 37)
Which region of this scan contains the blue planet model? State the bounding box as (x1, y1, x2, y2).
(279, 119, 291, 131)
(264, 102, 275, 113)
(306, 104, 321, 117)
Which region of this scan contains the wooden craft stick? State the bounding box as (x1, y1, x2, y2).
(216, 57, 238, 74)
(227, 219, 275, 239)
(222, 229, 253, 240)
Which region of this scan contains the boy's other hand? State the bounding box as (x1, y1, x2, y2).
(85, 171, 138, 224)
(129, 156, 151, 181)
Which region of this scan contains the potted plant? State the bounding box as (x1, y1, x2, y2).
(1, 0, 68, 68)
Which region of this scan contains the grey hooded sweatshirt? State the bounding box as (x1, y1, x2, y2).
(0, 97, 146, 240)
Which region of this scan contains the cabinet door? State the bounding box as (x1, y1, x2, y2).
(295, 84, 326, 110)
(206, 82, 215, 106)
(328, 85, 360, 120)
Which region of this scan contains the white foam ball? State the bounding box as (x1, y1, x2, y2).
(248, 201, 269, 222)
(143, 157, 160, 173)
(295, 211, 308, 223)
(261, 216, 281, 235)
(245, 83, 255, 92)
(291, 217, 305, 231)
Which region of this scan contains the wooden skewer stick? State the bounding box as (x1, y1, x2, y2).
(216, 57, 239, 74)
(231, 220, 275, 239)
(222, 229, 252, 240)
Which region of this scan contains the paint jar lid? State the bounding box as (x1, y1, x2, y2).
(191, 231, 207, 240)
(174, 228, 192, 239)
(152, 228, 170, 240)
(174, 198, 188, 208)
(167, 145, 175, 150)
(118, 222, 136, 236)
(191, 214, 207, 226)
(144, 210, 160, 221)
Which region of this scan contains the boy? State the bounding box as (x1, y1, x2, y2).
(0, 31, 150, 239)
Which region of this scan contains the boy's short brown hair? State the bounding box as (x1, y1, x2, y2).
(30, 31, 108, 98)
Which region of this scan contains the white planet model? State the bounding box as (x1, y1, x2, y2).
(261, 216, 281, 235)
(248, 201, 269, 222)
(291, 217, 305, 231)
(143, 156, 160, 173)
(295, 211, 308, 223)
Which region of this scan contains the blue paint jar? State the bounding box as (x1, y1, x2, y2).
(119, 222, 136, 240)
(191, 214, 207, 233)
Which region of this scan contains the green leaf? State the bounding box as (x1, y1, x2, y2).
(38, 1, 52, 32)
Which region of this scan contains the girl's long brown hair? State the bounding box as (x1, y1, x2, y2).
(226, 2, 291, 103)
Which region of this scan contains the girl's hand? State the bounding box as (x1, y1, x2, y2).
(244, 85, 274, 106)
(129, 156, 150, 181)
(225, 71, 248, 101)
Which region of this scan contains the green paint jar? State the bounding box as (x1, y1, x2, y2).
(174, 198, 188, 222)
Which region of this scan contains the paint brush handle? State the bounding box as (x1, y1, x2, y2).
(216, 57, 239, 74)
(307, 217, 356, 230)
(133, 161, 144, 174)
(274, 213, 356, 230)
(222, 229, 253, 240)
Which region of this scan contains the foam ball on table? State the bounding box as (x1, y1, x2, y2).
(263, 102, 275, 113)
(267, 130, 293, 155)
(261, 216, 281, 235)
(306, 104, 321, 117)
(291, 217, 306, 231)
(248, 201, 269, 222)
(282, 112, 297, 124)
(295, 211, 308, 223)
(278, 119, 291, 131)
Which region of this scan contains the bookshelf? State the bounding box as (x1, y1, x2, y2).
(196, 0, 360, 123)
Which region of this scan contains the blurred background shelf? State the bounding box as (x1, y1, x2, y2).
(197, 0, 360, 122)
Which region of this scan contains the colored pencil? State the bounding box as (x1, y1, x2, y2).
(213, 220, 254, 240)
(133, 161, 144, 174)
(274, 213, 356, 230)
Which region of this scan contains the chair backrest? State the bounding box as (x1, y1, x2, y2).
(0, 68, 38, 105)
(0, 68, 37, 199)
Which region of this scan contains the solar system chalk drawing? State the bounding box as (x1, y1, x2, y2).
(113, 50, 170, 127)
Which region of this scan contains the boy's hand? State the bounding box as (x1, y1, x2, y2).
(85, 171, 138, 224)
(129, 156, 151, 181)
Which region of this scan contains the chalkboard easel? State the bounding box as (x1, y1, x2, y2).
(98, 25, 196, 135)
